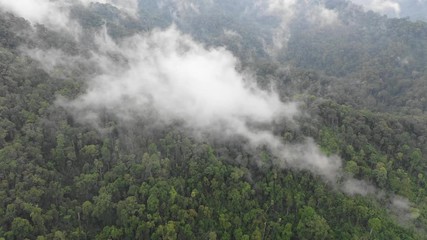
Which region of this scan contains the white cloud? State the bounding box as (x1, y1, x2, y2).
(308, 5, 339, 26)
(0, 0, 138, 32)
(6, 0, 409, 200)
(51, 25, 357, 184)
(223, 29, 242, 39)
(157, 0, 215, 17)
(265, 0, 297, 13)
(81, 0, 139, 16)
(342, 178, 377, 196)
(261, 0, 339, 55)
(262, 0, 297, 53)
(350, 0, 401, 16)
(8, 0, 352, 186)
(60, 26, 298, 135)
(24, 48, 78, 72)
(0, 0, 75, 31)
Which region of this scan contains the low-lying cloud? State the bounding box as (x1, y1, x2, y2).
(1, 1, 417, 218)
(0, 0, 374, 189)
(55, 26, 348, 185)
(59, 26, 299, 141)
(158, 0, 209, 16)
(262, 0, 297, 52)
(261, 0, 340, 54)
(350, 0, 401, 16)
(0, 0, 138, 32)
(81, 0, 138, 15)
(0, 0, 75, 31)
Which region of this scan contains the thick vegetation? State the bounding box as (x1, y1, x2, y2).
(1, 1, 427, 239)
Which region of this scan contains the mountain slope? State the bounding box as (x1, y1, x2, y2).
(0, 1, 426, 239)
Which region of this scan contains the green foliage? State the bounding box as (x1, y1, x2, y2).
(0, 2, 426, 240)
(297, 207, 331, 240)
(10, 217, 34, 239)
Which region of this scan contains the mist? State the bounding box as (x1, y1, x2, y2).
(259, 0, 340, 54)
(56, 26, 344, 182)
(15, 0, 346, 184)
(54, 25, 370, 189)
(1, 0, 418, 203)
(0, 0, 138, 32)
(350, 0, 401, 16)
(349, 0, 427, 20)
(59, 26, 299, 135)
(0, 0, 75, 31)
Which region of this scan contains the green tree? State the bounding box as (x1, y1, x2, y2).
(297, 207, 331, 240)
(10, 217, 34, 239)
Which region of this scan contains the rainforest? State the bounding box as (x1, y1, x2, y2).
(0, 0, 427, 239)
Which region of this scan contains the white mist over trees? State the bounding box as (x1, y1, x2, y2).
(349, 0, 427, 19)
(0, 0, 425, 238)
(2, 0, 416, 197)
(60, 26, 298, 140)
(0, 0, 138, 31)
(13, 0, 370, 191)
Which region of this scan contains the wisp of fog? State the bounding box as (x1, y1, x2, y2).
(0, 0, 416, 209)
(56, 26, 353, 186)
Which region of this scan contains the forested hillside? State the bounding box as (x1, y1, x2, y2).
(0, 0, 427, 239)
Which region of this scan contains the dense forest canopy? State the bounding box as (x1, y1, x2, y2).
(0, 0, 426, 239)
